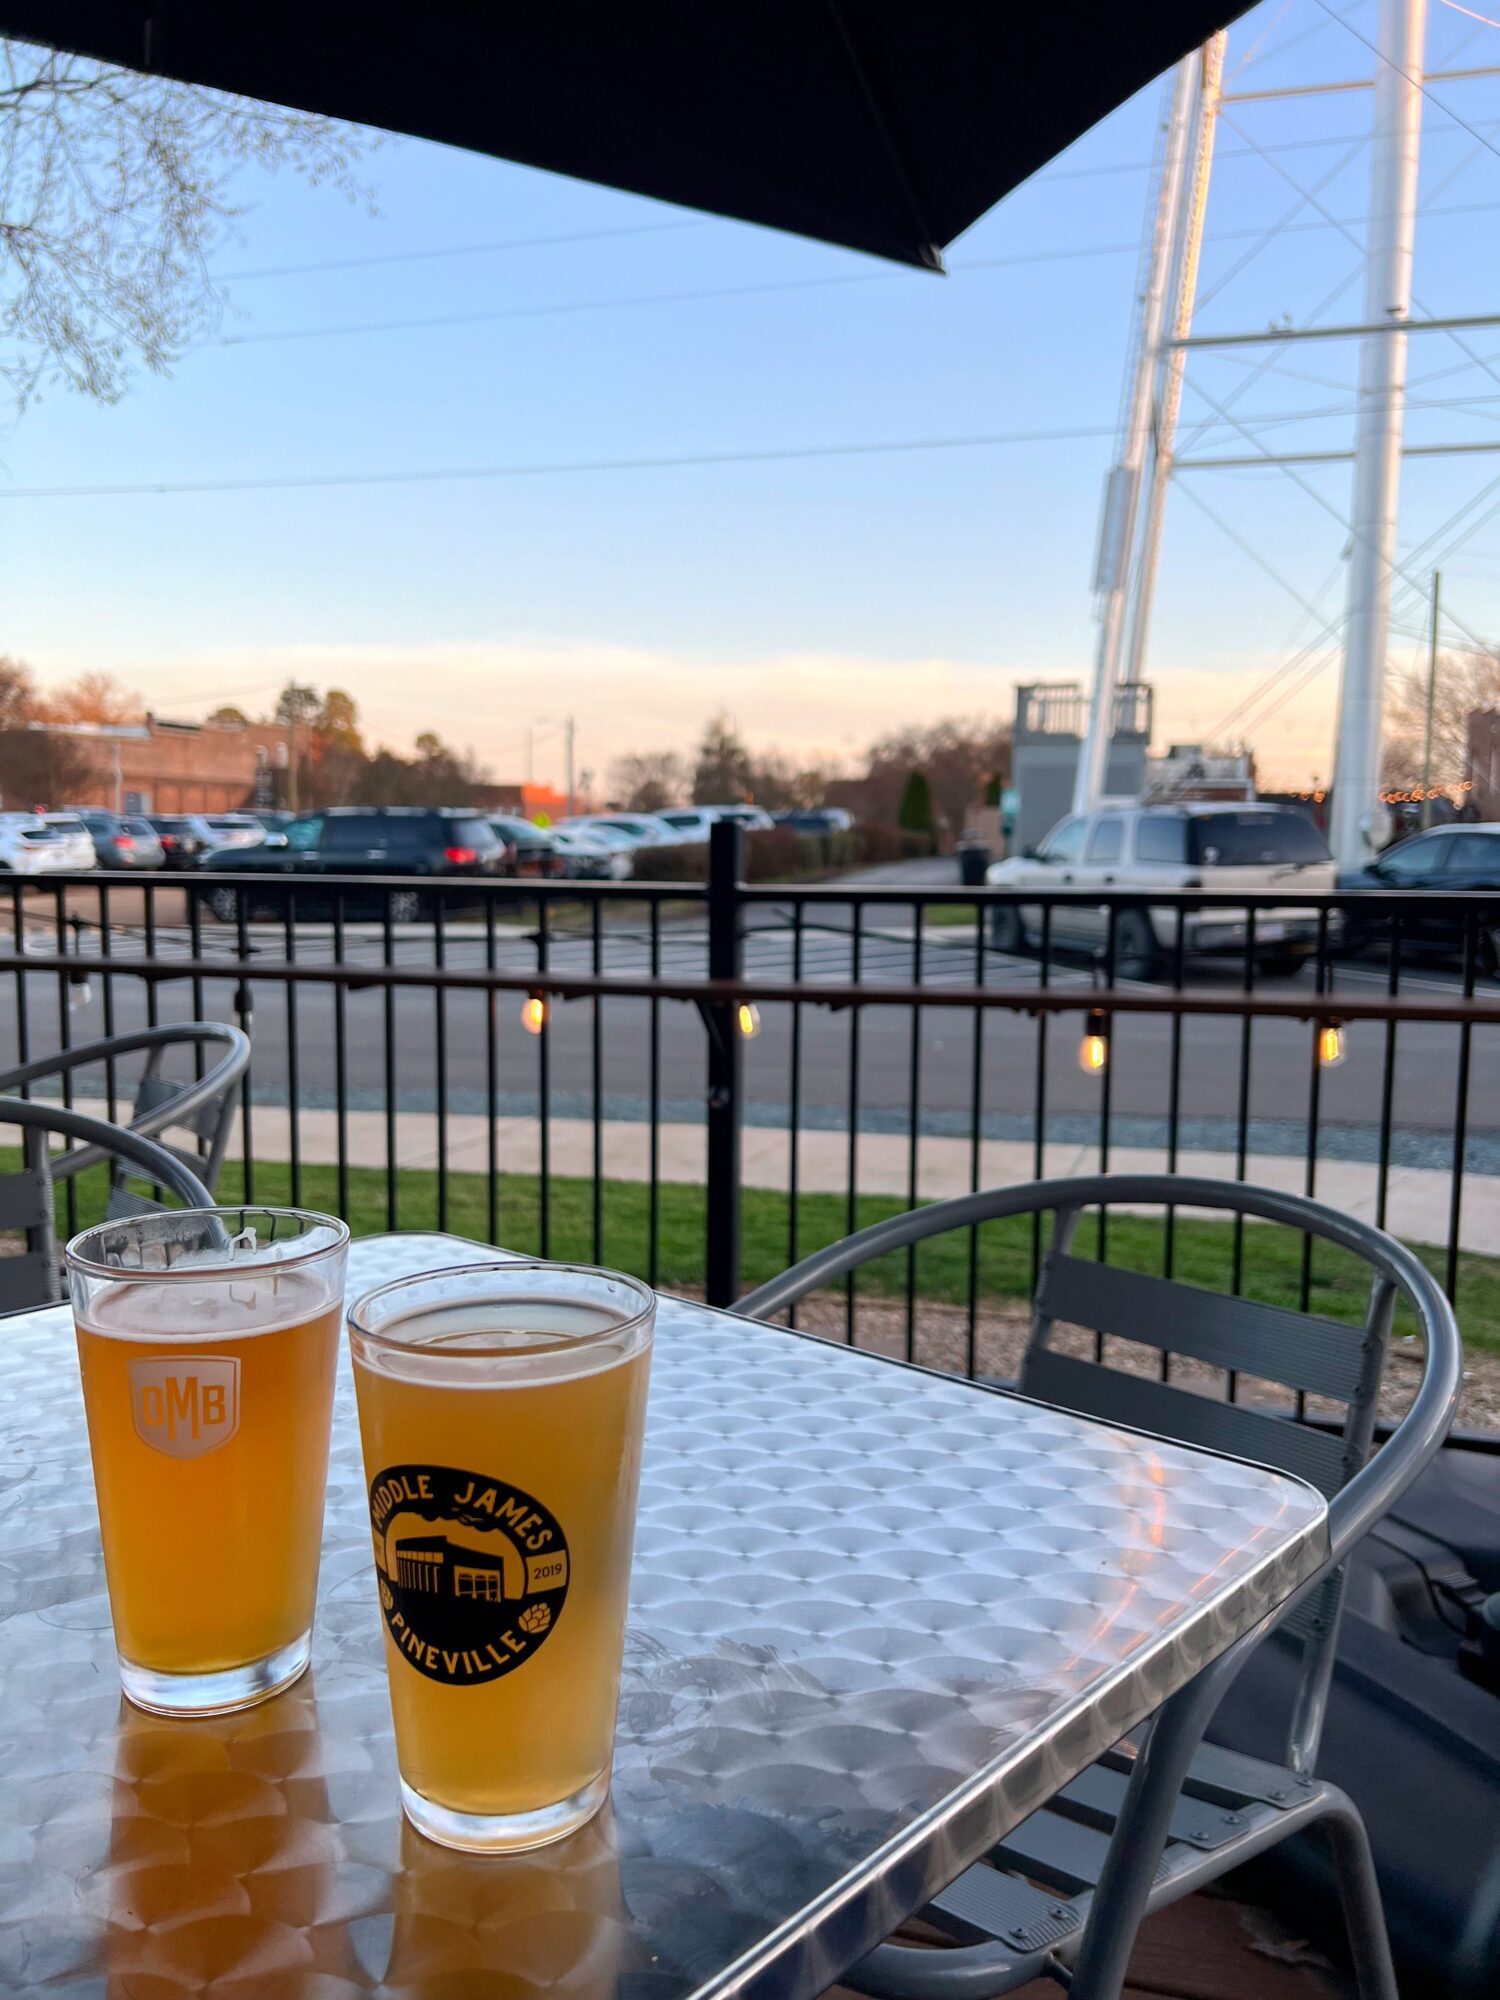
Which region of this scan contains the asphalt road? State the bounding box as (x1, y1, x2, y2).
(2, 862, 1495, 1166)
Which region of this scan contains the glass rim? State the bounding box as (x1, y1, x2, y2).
(347, 1259, 656, 1358)
(64, 1205, 350, 1283)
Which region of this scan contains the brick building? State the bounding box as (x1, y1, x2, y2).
(0, 716, 296, 815)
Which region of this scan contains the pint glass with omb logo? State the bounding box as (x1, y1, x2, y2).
(348, 1262, 655, 1853)
(67, 1208, 349, 1716)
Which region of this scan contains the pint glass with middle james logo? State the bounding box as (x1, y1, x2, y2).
(67, 1208, 348, 1716)
(348, 1262, 655, 1853)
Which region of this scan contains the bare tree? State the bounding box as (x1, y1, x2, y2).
(610, 749, 686, 812)
(35, 668, 142, 723)
(1, 39, 376, 411)
(1383, 646, 1500, 793)
(692, 715, 754, 804)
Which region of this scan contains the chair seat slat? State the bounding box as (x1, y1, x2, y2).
(1037, 1252, 1370, 1402)
(1020, 1347, 1351, 1497)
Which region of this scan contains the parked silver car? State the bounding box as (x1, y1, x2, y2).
(68, 809, 166, 870)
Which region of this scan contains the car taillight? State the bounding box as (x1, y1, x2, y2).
(115, 835, 134, 849)
(159, 834, 175, 847)
(443, 846, 478, 865)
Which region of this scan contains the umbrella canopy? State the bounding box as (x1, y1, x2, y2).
(0, 2, 1248, 269)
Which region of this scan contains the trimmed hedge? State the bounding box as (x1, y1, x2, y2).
(630, 823, 930, 884)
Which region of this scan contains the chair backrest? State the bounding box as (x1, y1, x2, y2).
(738, 1173, 1463, 1774)
(0, 1023, 249, 1201)
(0, 1098, 213, 1313)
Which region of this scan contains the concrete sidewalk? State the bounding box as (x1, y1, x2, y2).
(236, 1105, 1500, 1255)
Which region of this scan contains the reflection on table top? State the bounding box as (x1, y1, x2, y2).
(0, 1233, 1327, 1999)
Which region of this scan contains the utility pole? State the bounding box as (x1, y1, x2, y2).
(1074, 52, 1199, 816)
(1421, 568, 1441, 827)
(564, 717, 576, 816)
(1329, 0, 1426, 869)
(1124, 33, 1225, 688)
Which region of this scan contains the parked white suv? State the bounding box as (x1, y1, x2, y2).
(985, 803, 1335, 978)
(0, 815, 75, 875)
(40, 813, 99, 870)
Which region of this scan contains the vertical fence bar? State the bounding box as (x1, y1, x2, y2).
(1297, 910, 1334, 1418)
(53, 884, 77, 1239)
(846, 901, 864, 1343)
(486, 899, 500, 1247)
(1375, 907, 1400, 1233)
(966, 906, 986, 1378)
(1095, 906, 1116, 1299)
(1231, 910, 1257, 1311)
(235, 889, 255, 1206)
(904, 904, 924, 1361)
(1162, 906, 1187, 1310)
(142, 883, 159, 1032)
(333, 890, 349, 1223)
(1031, 902, 1052, 1293)
(648, 899, 662, 1288)
(591, 897, 603, 1264)
(537, 901, 552, 1260)
(10, 883, 28, 1076)
(705, 822, 743, 1309)
(787, 903, 804, 1328)
(187, 885, 207, 1157)
(434, 895, 449, 1235)
(98, 882, 117, 1125)
(283, 888, 301, 1208)
(383, 895, 397, 1231)
(1446, 909, 1476, 1301)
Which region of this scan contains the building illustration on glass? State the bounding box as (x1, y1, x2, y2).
(393, 1534, 510, 1602)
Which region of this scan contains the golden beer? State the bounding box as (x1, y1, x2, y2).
(349, 1264, 654, 1852)
(68, 1209, 348, 1716)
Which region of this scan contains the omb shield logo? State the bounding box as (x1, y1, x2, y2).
(369, 1464, 570, 1687)
(127, 1356, 240, 1459)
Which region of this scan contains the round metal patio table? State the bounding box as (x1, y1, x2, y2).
(0, 1232, 1327, 1999)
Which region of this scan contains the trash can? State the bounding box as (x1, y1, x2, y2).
(957, 841, 991, 887)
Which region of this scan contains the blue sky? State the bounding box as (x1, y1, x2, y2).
(3, 0, 1499, 792)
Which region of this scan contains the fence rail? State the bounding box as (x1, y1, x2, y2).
(1, 827, 1497, 1389)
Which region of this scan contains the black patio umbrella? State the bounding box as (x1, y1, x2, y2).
(1, 2, 1249, 269)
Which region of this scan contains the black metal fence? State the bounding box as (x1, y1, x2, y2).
(2, 823, 1498, 1377)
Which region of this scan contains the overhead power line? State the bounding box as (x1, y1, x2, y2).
(216, 198, 1500, 349)
(0, 424, 1125, 499)
(214, 217, 708, 281)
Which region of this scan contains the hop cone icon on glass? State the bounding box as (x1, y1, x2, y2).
(518, 1602, 551, 1636)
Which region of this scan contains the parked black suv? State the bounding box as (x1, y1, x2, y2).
(196, 807, 506, 920)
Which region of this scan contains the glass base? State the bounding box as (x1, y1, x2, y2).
(118, 1628, 312, 1717)
(400, 1765, 610, 1853)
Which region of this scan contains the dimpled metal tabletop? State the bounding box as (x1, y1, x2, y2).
(0, 1233, 1327, 1999)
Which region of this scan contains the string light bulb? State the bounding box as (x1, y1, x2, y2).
(521, 994, 548, 1035)
(736, 1001, 762, 1039)
(1317, 1021, 1346, 1069)
(1079, 1009, 1109, 1075)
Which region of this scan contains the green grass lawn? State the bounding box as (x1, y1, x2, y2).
(43, 1152, 1500, 1356)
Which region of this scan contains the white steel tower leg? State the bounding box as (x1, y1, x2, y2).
(1073, 53, 1198, 816)
(1329, 0, 1426, 869)
(1125, 34, 1225, 689)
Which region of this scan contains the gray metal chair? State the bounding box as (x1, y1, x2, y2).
(0, 1097, 213, 1311)
(0, 1022, 249, 1213)
(739, 1175, 1463, 2000)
